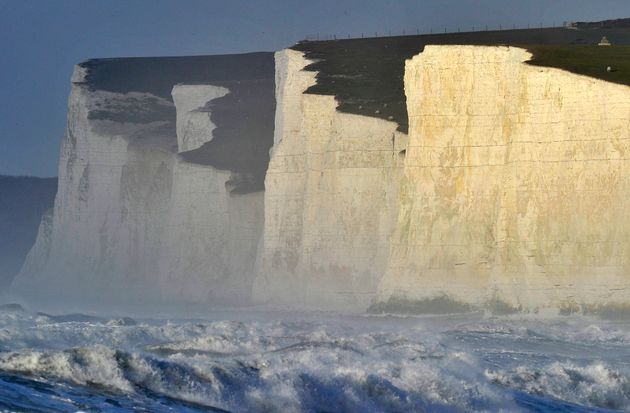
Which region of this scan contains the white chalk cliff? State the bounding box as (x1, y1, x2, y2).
(172, 84, 229, 152)
(14, 45, 630, 314)
(14, 67, 263, 308)
(253, 50, 407, 310)
(375, 46, 630, 314)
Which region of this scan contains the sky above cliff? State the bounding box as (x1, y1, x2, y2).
(1, 0, 629, 177)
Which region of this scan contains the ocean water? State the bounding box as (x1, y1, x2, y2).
(0, 306, 629, 412)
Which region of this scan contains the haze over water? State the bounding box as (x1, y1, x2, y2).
(2, 306, 630, 412)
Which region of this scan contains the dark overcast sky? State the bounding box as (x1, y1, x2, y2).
(1, 0, 629, 177)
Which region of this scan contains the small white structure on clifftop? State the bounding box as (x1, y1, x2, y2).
(598, 36, 612, 46)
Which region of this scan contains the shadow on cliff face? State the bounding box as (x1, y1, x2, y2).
(79, 53, 276, 194)
(178, 78, 275, 194)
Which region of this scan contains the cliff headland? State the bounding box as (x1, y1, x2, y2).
(13, 22, 630, 315)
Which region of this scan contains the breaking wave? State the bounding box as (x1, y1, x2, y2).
(1, 308, 629, 412)
(487, 362, 630, 411)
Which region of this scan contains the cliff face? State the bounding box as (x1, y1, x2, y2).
(171, 85, 229, 152)
(14, 55, 274, 308)
(0, 176, 57, 287)
(253, 50, 407, 310)
(375, 46, 630, 314)
(155, 85, 264, 303)
(13, 42, 630, 314)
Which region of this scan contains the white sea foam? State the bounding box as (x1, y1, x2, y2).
(1, 309, 629, 412)
(486, 362, 630, 410)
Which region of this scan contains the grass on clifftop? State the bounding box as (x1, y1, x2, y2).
(293, 26, 630, 133)
(526, 45, 630, 87)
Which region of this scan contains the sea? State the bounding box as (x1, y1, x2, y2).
(1, 304, 630, 412)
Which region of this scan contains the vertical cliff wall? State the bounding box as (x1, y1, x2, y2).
(13, 38, 630, 314)
(253, 50, 407, 310)
(13, 54, 274, 309)
(375, 46, 630, 314)
(155, 84, 265, 304)
(0, 176, 57, 288)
